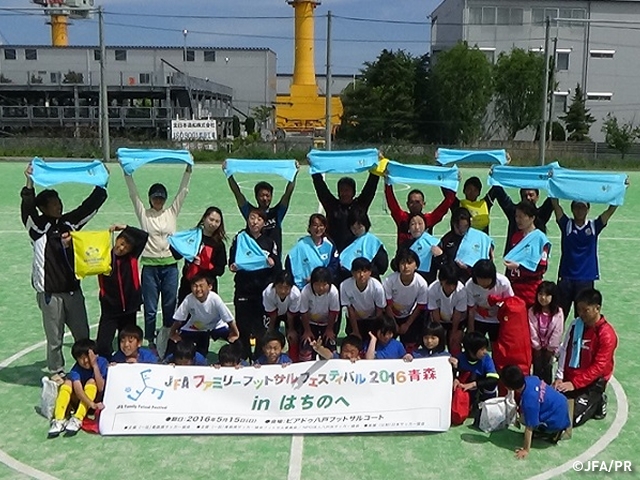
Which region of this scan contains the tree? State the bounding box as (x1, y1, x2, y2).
(231, 115, 241, 138)
(429, 42, 493, 144)
(244, 117, 256, 135)
(251, 105, 273, 132)
(338, 49, 429, 142)
(601, 113, 640, 158)
(561, 84, 595, 141)
(493, 48, 544, 139)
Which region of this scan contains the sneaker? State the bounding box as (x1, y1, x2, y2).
(50, 371, 66, 386)
(47, 419, 66, 438)
(594, 393, 608, 420)
(64, 416, 82, 435)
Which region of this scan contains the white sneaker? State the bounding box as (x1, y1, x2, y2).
(64, 416, 82, 435)
(48, 419, 66, 438)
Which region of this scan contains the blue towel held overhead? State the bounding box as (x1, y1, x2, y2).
(308, 148, 379, 174)
(30, 158, 109, 188)
(436, 148, 508, 166)
(224, 159, 298, 183)
(117, 148, 194, 175)
(488, 162, 560, 191)
(548, 169, 627, 206)
(386, 161, 459, 192)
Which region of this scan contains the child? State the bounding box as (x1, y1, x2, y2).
(299, 267, 341, 361)
(165, 340, 208, 366)
(452, 176, 494, 234)
(383, 249, 429, 352)
(254, 331, 293, 365)
(217, 343, 246, 367)
(466, 259, 514, 343)
(427, 264, 467, 352)
(529, 281, 564, 384)
(502, 365, 571, 459)
(48, 339, 108, 437)
(168, 274, 240, 358)
(262, 270, 301, 361)
(451, 332, 499, 416)
(340, 257, 386, 340)
(312, 335, 363, 362)
(96, 225, 149, 360)
(411, 322, 449, 359)
(111, 325, 159, 364)
(365, 316, 412, 360)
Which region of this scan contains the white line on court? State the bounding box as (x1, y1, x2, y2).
(287, 435, 305, 480)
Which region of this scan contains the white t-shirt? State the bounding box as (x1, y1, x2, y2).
(383, 272, 428, 319)
(262, 283, 301, 316)
(299, 283, 340, 326)
(427, 281, 467, 322)
(465, 273, 514, 324)
(340, 277, 386, 320)
(174, 292, 234, 332)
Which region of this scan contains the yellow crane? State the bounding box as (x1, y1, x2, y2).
(31, 0, 94, 47)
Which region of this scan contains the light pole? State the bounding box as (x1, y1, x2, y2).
(182, 29, 188, 67)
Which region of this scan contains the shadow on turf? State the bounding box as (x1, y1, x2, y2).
(461, 427, 557, 452)
(0, 360, 47, 387)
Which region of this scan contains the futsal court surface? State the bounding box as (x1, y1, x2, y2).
(0, 162, 636, 480)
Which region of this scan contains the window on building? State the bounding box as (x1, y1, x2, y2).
(479, 48, 496, 64)
(139, 73, 151, 84)
(50, 72, 61, 84)
(510, 8, 524, 25)
(497, 7, 510, 25)
(572, 9, 586, 19)
(587, 92, 613, 101)
(3, 49, 16, 60)
(469, 7, 482, 24)
(590, 49, 615, 59)
(115, 49, 127, 61)
(553, 93, 568, 115)
(183, 49, 195, 62)
(204, 50, 216, 62)
(532, 8, 544, 25)
(482, 6, 496, 25)
(94, 49, 101, 61)
(25, 49, 38, 61)
(556, 52, 570, 71)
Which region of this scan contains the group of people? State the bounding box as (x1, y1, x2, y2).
(20, 157, 619, 456)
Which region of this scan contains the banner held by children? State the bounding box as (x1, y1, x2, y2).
(100, 357, 452, 435)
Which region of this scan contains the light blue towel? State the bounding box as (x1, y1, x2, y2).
(548, 169, 627, 206)
(488, 162, 560, 191)
(569, 318, 585, 368)
(117, 148, 194, 175)
(339, 232, 383, 271)
(168, 227, 203, 262)
(409, 232, 440, 272)
(504, 229, 551, 271)
(31, 158, 109, 188)
(235, 231, 270, 271)
(224, 159, 298, 183)
(288, 236, 326, 289)
(455, 228, 494, 268)
(386, 161, 459, 192)
(308, 148, 379, 175)
(436, 148, 508, 166)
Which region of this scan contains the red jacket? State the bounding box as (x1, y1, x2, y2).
(490, 295, 532, 376)
(560, 316, 617, 390)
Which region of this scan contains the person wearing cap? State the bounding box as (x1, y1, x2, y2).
(550, 198, 617, 318)
(123, 163, 192, 356)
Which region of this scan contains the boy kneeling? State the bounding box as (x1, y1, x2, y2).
(48, 339, 107, 438)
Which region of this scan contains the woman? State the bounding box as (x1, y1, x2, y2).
(339, 207, 388, 281)
(177, 206, 227, 302)
(285, 213, 340, 290)
(393, 213, 440, 283)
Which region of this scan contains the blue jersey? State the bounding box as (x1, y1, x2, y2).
(372, 338, 406, 359)
(164, 352, 208, 366)
(68, 356, 109, 384)
(111, 348, 158, 364)
(558, 215, 605, 281)
(412, 348, 450, 359)
(254, 353, 292, 365)
(456, 352, 498, 379)
(521, 376, 571, 432)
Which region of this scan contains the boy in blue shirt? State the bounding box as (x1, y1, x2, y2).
(451, 332, 499, 417)
(502, 365, 571, 459)
(365, 316, 412, 360)
(311, 335, 363, 361)
(164, 340, 208, 366)
(254, 331, 292, 365)
(111, 325, 158, 364)
(48, 339, 108, 438)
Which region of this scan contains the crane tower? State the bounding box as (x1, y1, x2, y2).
(31, 0, 94, 47)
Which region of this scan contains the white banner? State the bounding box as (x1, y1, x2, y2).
(171, 119, 217, 141)
(99, 357, 452, 436)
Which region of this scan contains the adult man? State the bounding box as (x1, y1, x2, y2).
(21, 164, 108, 382)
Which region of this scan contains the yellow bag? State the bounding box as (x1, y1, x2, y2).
(369, 157, 389, 177)
(70, 230, 112, 279)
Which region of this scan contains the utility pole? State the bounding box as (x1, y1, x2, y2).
(324, 10, 333, 150)
(547, 37, 558, 149)
(98, 7, 110, 162)
(539, 16, 551, 166)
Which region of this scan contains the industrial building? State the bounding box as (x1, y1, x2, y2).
(430, 0, 640, 142)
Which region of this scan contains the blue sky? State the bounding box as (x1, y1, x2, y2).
(0, 0, 441, 74)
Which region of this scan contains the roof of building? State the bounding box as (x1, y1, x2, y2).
(0, 45, 274, 53)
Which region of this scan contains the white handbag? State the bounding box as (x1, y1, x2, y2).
(478, 391, 517, 433)
(37, 376, 59, 420)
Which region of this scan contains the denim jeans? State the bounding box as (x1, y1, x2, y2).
(142, 264, 178, 342)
